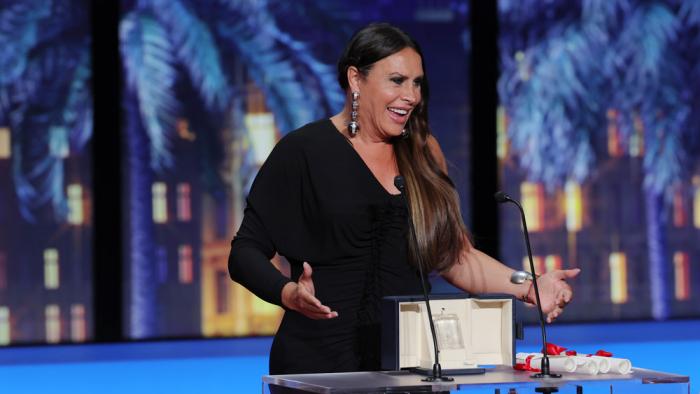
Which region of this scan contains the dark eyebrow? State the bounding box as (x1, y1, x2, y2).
(388, 72, 424, 80)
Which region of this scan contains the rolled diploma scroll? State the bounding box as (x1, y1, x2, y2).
(516, 353, 576, 373)
(608, 357, 632, 374)
(582, 356, 610, 373)
(579, 355, 632, 374)
(569, 356, 600, 375)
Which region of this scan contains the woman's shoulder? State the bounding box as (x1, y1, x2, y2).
(281, 119, 334, 144)
(272, 118, 337, 157)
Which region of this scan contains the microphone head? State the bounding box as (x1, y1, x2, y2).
(394, 175, 405, 192)
(494, 191, 509, 203)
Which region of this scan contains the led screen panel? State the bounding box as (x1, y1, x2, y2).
(498, 0, 700, 322)
(0, 1, 93, 345)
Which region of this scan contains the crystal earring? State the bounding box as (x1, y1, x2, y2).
(401, 128, 409, 139)
(349, 91, 359, 136)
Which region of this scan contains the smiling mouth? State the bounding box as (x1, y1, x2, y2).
(388, 107, 409, 116)
(387, 107, 411, 124)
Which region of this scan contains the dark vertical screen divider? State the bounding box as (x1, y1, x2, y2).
(470, 1, 499, 258)
(92, 0, 124, 342)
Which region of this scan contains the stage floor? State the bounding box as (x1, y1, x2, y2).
(0, 320, 697, 393)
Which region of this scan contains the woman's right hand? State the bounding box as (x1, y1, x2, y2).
(281, 262, 338, 319)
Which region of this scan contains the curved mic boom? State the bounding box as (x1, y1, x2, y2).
(495, 191, 561, 379)
(395, 176, 453, 382)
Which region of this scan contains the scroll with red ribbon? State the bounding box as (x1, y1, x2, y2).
(514, 343, 632, 375)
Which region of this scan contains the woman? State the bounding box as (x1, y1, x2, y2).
(228, 23, 579, 374)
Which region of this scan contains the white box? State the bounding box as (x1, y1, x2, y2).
(381, 294, 515, 372)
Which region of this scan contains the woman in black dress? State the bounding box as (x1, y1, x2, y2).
(228, 23, 580, 375)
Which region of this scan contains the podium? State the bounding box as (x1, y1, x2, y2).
(262, 366, 689, 393)
(264, 294, 689, 392)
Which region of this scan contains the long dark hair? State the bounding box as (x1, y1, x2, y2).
(337, 23, 469, 273)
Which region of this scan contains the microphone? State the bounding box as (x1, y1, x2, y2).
(394, 176, 453, 382)
(495, 191, 561, 379)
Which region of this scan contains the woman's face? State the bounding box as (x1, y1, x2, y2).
(350, 47, 423, 140)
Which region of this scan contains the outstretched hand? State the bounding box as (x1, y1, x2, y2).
(526, 268, 580, 323)
(281, 262, 338, 320)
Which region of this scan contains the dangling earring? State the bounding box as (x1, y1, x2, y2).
(349, 91, 359, 136)
(401, 128, 409, 139)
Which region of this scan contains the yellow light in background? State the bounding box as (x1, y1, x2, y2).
(152, 182, 168, 223)
(609, 252, 628, 304)
(70, 304, 86, 342)
(694, 177, 700, 229)
(521, 182, 544, 231)
(0, 127, 10, 159)
(177, 183, 192, 222)
(249, 297, 281, 334)
(45, 305, 61, 343)
(545, 255, 562, 272)
(607, 109, 622, 157)
(176, 118, 196, 141)
(44, 249, 60, 290)
(565, 180, 582, 232)
(515, 51, 530, 81)
(67, 184, 84, 225)
(673, 187, 687, 227)
(252, 297, 278, 315)
(0, 307, 10, 345)
(673, 252, 690, 301)
(523, 255, 545, 276)
(497, 106, 509, 160)
(178, 245, 193, 284)
(245, 113, 277, 165)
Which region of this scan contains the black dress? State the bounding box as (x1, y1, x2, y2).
(229, 119, 424, 374)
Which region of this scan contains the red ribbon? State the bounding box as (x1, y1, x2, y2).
(515, 355, 540, 372)
(545, 342, 567, 355)
(514, 343, 614, 372)
(546, 342, 613, 357)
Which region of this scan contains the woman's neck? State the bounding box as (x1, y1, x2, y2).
(331, 109, 393, 146)
(330, 110, 397, 171)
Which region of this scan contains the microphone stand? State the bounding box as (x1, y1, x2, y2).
(495, 191, 561, 380)
(395, 176, 453, 382)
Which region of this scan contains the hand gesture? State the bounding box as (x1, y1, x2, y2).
(281, 262, 338, 320)
(526, 268, 580, 323)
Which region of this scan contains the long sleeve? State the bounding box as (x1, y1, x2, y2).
(229, 206, 291, 307)
(227, 130, 309, 307)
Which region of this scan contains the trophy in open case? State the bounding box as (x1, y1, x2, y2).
(381, 294, 516, 375)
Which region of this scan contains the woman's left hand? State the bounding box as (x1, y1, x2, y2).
(526, 268, 581, 323)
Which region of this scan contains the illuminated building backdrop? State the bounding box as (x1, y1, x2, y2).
(498, 0, 700, 322)
(0, 1, 93, 345)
